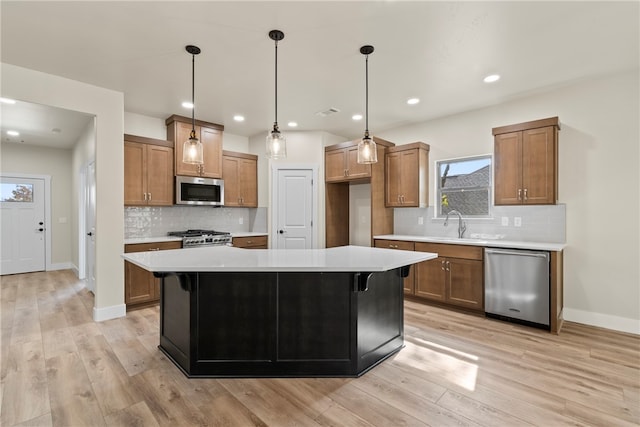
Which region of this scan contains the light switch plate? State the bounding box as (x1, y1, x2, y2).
(514, 217, 522, 227)
(501, 216, 509, 226)
(239, 217, 244, 225)
(418, 216, 424, 225)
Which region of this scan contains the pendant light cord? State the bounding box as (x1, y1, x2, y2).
(365, 53, 369, 135)
(191, 52, 196, 133)
(274, 39, 279, 128)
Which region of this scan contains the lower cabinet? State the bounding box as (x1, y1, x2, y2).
(124, 241, 182, 309)
(373, 239, 416, 294)
(415, 242, 484, 311)
(232, 235, 268, 249)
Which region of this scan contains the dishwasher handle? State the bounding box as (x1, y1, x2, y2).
(485, 248, 549, 258)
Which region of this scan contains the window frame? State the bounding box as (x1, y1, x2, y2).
(435, 154, 493, 219)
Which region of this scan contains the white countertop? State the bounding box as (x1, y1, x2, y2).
(374, 234, 566, 251)
(121, 245, 437, 273)
(124, 236, 184, 245)
(231, 232, 268, 238)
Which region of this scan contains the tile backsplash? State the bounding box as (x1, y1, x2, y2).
(125, 206, 267, 238)
(393, 204, 565, 243)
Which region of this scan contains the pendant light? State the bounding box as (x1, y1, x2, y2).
(266, 30, 287, 159)
(357, 45, 377, 164)
(183, 45, 204, 164)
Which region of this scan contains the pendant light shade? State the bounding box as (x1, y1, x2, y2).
(266, 30, 287, 159)
(183, 45, 204, 164)
(357, 45, 377, 164)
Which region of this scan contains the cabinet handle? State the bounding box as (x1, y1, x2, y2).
(524, 188, 528, 201)
(518, 189, 522, 201)
(441, 260, 446, 271)
(389, 244, 398, 249)
(446, 261, 451, 271)
(143, 193, 147, 201)
(247, 240, 252, 244)
(149, 248, 160, 251)
(148, 193, 151, 201)
(401, 195, 405, 204)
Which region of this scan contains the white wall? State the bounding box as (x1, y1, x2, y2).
(2, 63, 125, 321)
(124, 111, 249, 152)
(0, 143, 73, 267)
(377, 69, 640, 334)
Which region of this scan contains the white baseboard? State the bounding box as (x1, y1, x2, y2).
(93, 304, 126, 322)
(48, 262, 74, 271)
(563, 308, 640, 335)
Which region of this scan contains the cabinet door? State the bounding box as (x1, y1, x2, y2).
(494, 131, 523, 205)
(174, 121, 201, 177)
(415, 257, 446, 301)
(345, 146, 371, 179)
(222, 156, 241, 206)
(124, 261, 156, 305)
(447, 258, 483, 310)
(124, 142, 146, 206)
(325, 149, 347, 182)
(146, 145, 174, 206)
(200, 126, 223, 178)
(239, 158, 258, 207)
(385, 151, 403, 206)
(398, 150, 419, 206)
(522, 126, 556, 204)
(374, 240, 415, 294)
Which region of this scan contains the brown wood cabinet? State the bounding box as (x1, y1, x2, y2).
(325, 137, 395, 248)
(493, 117, 559, 205)
(124, 240, 182, 309)
(325, 142, 377, 182)
(222, 150, 258, 207)
(415, 242, 484, 311)
(232, 235, 268, 249)
(385, 142, 430, 207)
(166, 115, 224, 178)
(124, 135, 174, 206)
(374, 239, 416, 294)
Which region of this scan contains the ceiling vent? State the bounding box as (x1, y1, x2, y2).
(315, 107, 341, 117)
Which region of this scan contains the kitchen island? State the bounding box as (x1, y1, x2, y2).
(122, 245, 436, 378)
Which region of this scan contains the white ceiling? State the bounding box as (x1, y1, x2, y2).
(1, 1, 638, 148)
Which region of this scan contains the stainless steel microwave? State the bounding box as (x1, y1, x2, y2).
(175, 176, 224, 206)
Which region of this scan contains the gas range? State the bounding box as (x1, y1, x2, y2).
(167, 229, 232, 248)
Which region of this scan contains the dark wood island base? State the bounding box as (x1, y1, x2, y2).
(156, 268, 407, 378)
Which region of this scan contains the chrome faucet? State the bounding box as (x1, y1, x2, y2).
(444, 209, 467, 238)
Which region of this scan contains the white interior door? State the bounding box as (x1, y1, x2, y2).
(275, 169, 314, 249)
(0, 177, 46, 275)
(85, 161, 96, 293)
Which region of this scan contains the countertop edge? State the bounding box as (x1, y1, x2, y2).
(374, 234, 566, 251)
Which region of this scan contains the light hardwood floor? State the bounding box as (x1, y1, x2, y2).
(1, 270, 638, 426)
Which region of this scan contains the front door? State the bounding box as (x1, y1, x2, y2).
(275, 169, 314, 249)
(0, 176, 46, 275)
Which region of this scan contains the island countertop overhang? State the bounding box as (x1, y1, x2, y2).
(121, 245, 437, 273)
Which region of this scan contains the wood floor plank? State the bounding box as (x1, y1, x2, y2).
(12, 412, 53, 427)
(197, 393, 269, 427)
(103, 401, 160, 427)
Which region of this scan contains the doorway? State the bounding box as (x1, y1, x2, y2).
(271, 166, 317, 249)
(79, 161, 97, 293)
(0, 174, 49, 275)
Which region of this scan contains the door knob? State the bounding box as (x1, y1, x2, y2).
(38, 228, 44, 232)
(279, 230, 285, 234)
(38, 221, 44, 225)
(87, 232, 93, 236)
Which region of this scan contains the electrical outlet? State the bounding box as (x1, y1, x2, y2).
(418, 216, 424, 225)
(501, 217, 509, 226)
(239, 217, 244, 225)
(514, 217, 522, 227)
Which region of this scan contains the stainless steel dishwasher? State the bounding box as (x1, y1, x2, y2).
(484, 248, 550, 328)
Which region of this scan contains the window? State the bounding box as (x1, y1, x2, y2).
(437, 155, 491, 218)
(0, 183, 34, 202)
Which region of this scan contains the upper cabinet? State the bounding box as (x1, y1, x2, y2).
(166, 115, 224, 178)
(325, 137, 393, 183)
(124, 134, 174, 206)
(493, 117, 560, 205)
(385, 142, 430, 207)
(222, 150, 258, 207)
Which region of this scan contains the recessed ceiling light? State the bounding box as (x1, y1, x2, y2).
(407, 98, 420, 105)
(7, 130, 19, 136)
(51, 128, 62, 134)
(352, 114, 363, 121)
(233, 115, 245, 122)
(287, 122, 298, 127)
(483, 74, 501, 83)
(0, 97, 16, 104)
(182, 101, 194, 109)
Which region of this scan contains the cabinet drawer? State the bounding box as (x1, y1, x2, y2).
(233, 235, 268, 248)
(125, 241, 182, 253)
(415, 242, 482, 261)
(374, 240, 415, 251)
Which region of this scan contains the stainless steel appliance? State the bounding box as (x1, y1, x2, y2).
(484, 248, 550, 328)
(168, 229, 232, 247)
(175, 176, 224, 206)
